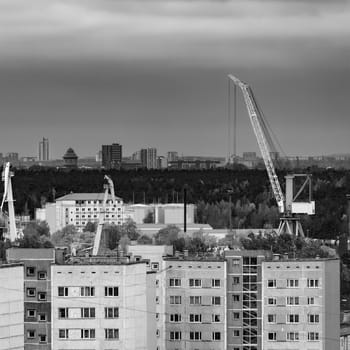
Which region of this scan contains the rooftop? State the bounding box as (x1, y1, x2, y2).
(56, 193, 122, 202)
(60, 255, 146, 266)
(6, 248, 56, 261)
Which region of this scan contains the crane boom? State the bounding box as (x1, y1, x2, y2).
(228, 75, 285, 213)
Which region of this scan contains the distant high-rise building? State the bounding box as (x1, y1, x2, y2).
(96, 150, 102, 162)
(140, 149, 148, 168)
(39, 137, 49, 161)
(140, 148, 157, 169)
(167, 151, 178, 162)
(102, 143, 122, 169)
(63, 148, 78, 168)
(6, 152, 19, 163)
(157, 156, 167, 169)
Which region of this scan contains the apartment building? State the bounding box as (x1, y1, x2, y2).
(163, 257, 227, 350)
(51, 258, 156, 350)
(0, 263, 24, 350)
(225, 250, 270, 350)
(36, 193, 125, 233)
(6, 248, 56, 350)
(128, 244, 173, 350)
(262, 256, 339, 350)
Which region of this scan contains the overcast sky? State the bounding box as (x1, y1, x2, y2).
(0, 0, 349, 159)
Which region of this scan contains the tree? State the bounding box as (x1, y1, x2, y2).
(143, 211, 154, 223)
(83, 221, 97, 233)
(121, 219, 140, 240)
(103, 224, 122, 250)
(50, 225, 77, 247)
(137, 235, 153, 244)
(155, 225, 181, 245)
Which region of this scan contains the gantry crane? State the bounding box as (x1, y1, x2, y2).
(228, 75, 315, 236)
(92, 175, 116, 255)
(1, 162, 18, 242)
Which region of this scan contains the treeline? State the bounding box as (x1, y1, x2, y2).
(2, 167, 350, 239)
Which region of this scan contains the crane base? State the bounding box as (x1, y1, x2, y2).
(278, 216, 304, 237)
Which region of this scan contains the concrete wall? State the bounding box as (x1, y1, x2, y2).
(0, 264, 24, 350)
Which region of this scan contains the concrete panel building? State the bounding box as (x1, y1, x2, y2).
(262, 257, 340, 350)
(0, 263, 24, 350)
(6, 248, 56, 350)
(37, 193, 125, 233)
(51, 259, 156, 350)
(163, 257, 227, 350)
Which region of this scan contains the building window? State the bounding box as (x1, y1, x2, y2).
(307, 279, 319, 288)
(267, 279, 276, 288)
(308, 297, 315, 305)
(189, 314, 201, 323)
(81, 308, 95, 318)
(38, 271, 47, 280)
(189, 278, 202, 287)
(233, 312, 240, 320)
(190, 296, 202, 305)
(26, 267, 35, 276)
(156, 313, 159, 320)
(287, 279, 299, 288)
(38, 292, 47, 301)
(268, 332, 276, 341)
(233, 294, 240, 302)
(27, 288, 36, 297)
(212, 279, 221, 287)
(151, 262, 159, 270)
(308, 332, 320, 341)
(169, 278, 181, 287)
(233, 276, 240, 285)
(190, 331, 202, 340)
(27, 309, 36, 318)
(81, 329, 95, 339)
(170, 295, 182, 304)
(58, 287, 68, 296)
(59, 308, 68, 319)
(105, 328, 119, 340)
(170, 314, 182, 322)
(105, 307, 119, 318)
(105, 286, 119, 296)
(39, 334, 47, 343)
(156, 296, 160, 304)
(212, 314, 221, 322)
(308, 314, 320, 323)
(267, 314, 276, 323)
(212, 296, 221, 305)
(27, 330, 35, 339)
(212, 332, 221, 341)
(267, 297, 276, 305)
(80, 286, 95, 296)
(287, 314, 299, 323)
(232, 259, 240, 266)
(233, 330, 240, 337)
(170, 331, 182, 340)
(287, 332, 299, 341)
(38, 313, 47, 322)
(59, 329, 69, 339)
(287, 296, 300, 305)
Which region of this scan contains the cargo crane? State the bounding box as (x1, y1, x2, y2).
(1, 162, 18, 242)
(228, 75, 315, 236)
(92, 175, 116, 256)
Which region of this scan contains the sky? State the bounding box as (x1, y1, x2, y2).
(0, 0, 349, 159)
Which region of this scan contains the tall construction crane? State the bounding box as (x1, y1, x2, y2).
(228, 75, 315, 236)
(92, 175, 116, 256)
(1, 162, 18, 242)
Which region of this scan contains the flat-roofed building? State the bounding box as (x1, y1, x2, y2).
(6, 248, 56, 350)
(36, 193, 125, 233)
(0, 263, 24, 350)
(163, 256, 227, 350)
(262, 256, 340, 350)
(51, 258, 156, 350)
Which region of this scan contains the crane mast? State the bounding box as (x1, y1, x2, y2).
(228, 75, 285, 213)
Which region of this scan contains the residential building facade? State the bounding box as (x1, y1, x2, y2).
(163, 257, 227, 350)
(262, 256, 339, 350)
(102, 143, 122, 169)
(39, 138, 49, 161)
(51, 260, 156, 350)
(0, 263, 24, 350)
(6, 248, 56, 350)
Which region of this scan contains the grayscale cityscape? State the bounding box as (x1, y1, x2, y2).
(0, 1, 349, 350)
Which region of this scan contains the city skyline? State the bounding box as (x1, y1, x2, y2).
(0, 0, 349, 159)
